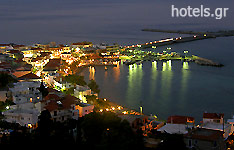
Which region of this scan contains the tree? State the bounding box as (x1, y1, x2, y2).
(78, 112, 144, 149)
(64, 74, 86, 86)
(0, 73, 17, 88)
(88, 79, 100, 94)
(38, 82, 48, 98)
(37, 110, 53, 143)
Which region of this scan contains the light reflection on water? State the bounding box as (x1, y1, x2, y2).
(81, 55, 234, 121)
(126, 64, 143, 106)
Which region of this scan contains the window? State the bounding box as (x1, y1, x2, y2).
(54, 111, 57, 116)
(213, 141, 217, 147)
(188, 139, 192, 147)
(194, 140, 197, 145)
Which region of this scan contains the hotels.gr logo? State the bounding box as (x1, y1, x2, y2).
(171, 5, 229, 20)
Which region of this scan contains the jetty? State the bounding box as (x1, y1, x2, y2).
(120, 49, 224, 67)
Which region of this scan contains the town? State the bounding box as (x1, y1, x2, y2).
(0, 40, 232, 149)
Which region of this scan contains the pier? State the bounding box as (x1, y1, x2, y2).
(120, 49, 223, 67)
(123, 29, 234, 49)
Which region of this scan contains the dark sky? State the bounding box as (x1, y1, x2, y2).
(0, 0, 233, 44)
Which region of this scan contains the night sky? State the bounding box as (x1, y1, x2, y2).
(0, 0, 233, 44)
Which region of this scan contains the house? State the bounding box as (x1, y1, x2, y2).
(203, 112, 224, 124)
(201, 113, 231, 139)
(71, 42, 93, 49)
(9, 81, 42, 104)
(61, 52, 72, 60)
(227, 116, 234, 135)
(3, 104, 40, 128)
(0, 44, 13, 52)
(17, 72, 42, 82)
(158, 116, 195, 134)
(75, 103, 94, 117)
(74, 85, 92, 103)
(43, 94, 80, 122)
(184, 128, 225, 150)
(3, 81, 43, 128)
(0, 53, 13, 63)
(0, 62, 12, 73)
(43, 59, 62, 74)
(106, 44, 120, 52)
(119, 115, 149, 130)
(167, 115, 195, 124)
(0, 87, 9, 102)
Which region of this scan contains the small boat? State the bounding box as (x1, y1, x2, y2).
(105, 66, 108, 71)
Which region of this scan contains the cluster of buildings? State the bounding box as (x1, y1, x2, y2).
(122, 113, 234, 149)
(0, 41, 122, 128)
(2, 80, 94, 128)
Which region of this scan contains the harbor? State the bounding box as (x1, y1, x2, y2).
(120, 48, 223, 67)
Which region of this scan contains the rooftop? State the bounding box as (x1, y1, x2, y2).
(158, 123, 192, 134)
(167, 115, 195, 124)
(184, 128, 224, 141)
(203, 113, 224, 119)
(18, 72, 41, 80)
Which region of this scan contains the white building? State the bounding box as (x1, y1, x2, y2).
(158, 116, 195, 134)
(74, 85, 92, 103)
(158, 123, 193, 134)
(3, 103, 40, 128)
(227, 116, 234, 135)
(202, 113, 231, 139)
(3, 81, 43, 128)
(9, 81, 42, 104)
(203, 112, 224, 124)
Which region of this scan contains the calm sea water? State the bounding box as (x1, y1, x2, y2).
(80, 37, 234, 122)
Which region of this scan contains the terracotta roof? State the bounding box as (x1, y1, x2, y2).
(184, 128, 224, 141)
(167, 116, 195, 124)
(44, 94, 79, 112)
(31, 57, 44, 62)
(203, 113, 224, 119)
(18, 72, 41, 80)
(61, 95, 78, 109)
(8, 50, 21, 54)
(12, 71, 31, 78)
(31, 47, 43, 50)
(44, 100, 59, 112)
(72, 42, 92, 45)
(13, 45, 25, 48)
(43, 59, 61, 71)
(47, 87, 60, 93)
(44, 94, 60, 101)
(40, 52, 51, 57)
(0, 62, 11, 67)
(0, 44, 11, 46)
